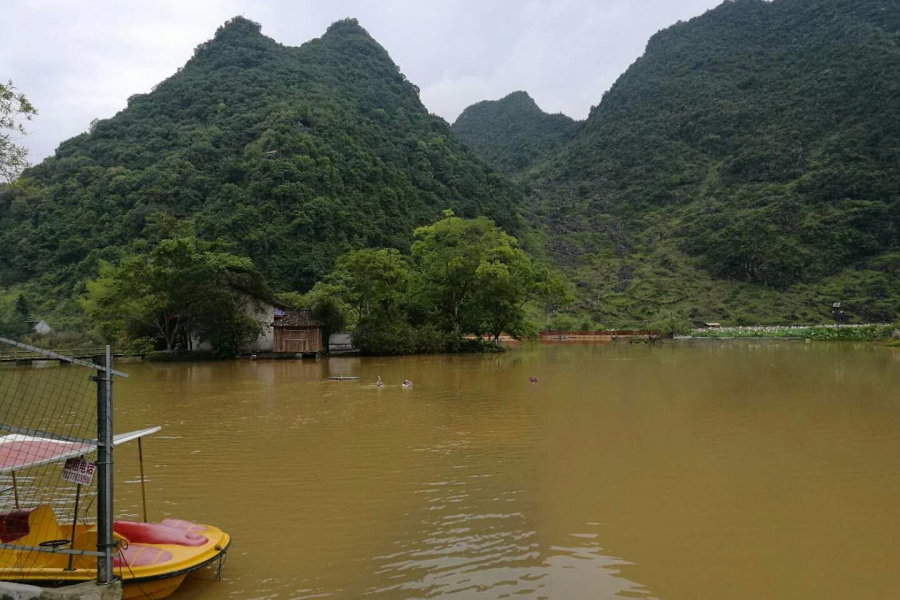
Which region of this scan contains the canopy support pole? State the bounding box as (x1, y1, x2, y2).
(11, 472, 19, 509)
(96, 346, 114, 585)
(138, 437, 148, 523)
(66, 483, 81, 571)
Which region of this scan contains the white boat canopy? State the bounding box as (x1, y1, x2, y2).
(0, 426, 161, 474)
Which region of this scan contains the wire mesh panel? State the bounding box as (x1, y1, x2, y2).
(0, 337, 114, 581)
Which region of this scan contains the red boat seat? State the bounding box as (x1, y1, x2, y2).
(160, 518, 208, 535)
(113, 544, 173, 568)
(0, 506, 67, 570)
(0, 506, 63, 546)
(0, 509, 32, 543)
(113, 521, 207, 547)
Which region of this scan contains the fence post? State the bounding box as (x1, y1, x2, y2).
(96, 346, 114, 584)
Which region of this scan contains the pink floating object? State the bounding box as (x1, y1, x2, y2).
(114, 520, 208, 546)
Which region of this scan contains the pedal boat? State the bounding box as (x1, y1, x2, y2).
(0, 428, 230, 599)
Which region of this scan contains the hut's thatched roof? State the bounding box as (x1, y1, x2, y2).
(275, 309, 322, 327)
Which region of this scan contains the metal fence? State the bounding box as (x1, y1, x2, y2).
(0, 337, 125, 585)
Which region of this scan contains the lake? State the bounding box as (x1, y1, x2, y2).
(110, 341, 900, 600)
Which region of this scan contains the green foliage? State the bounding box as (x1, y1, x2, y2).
(887, 323, 900, 346)
(330, 248, 410, 321)
(81, 236, 268, 356)
(352, 320, 449, 356)
(352, 319, 502, 355)
(411, 216, 509, 334)
(650, 311, 692, 338)
(277, 285, 352, 354)
(324, 215, 567, 354)
(0, 295, 29, 339)
(547, 314, 577, 332)
(196, 310, 262, 358)
(0, 79, 37, 184)
(451, 91, 580, 173)
(14, 294, 31, 320)
(145, 349, 218, 362)
(8, 3, 900, 332)
(17, 330, 101, 350)
(308, 294, 346, 335)
(545, 313, 600, 332)
(0, 17, 520, 312)
(411, 215, 566, 339)
(124, 336, 157, 357)
(578, 318, 598, 332)
(273, 291, 306, 310)
(0, 317, 28, 340)
(303, 285, 349, 349)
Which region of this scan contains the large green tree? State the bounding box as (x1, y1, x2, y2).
(328, 248, 411, 321)
(469, 245, 568, 341)
(81, 237, 269, 355)
(315, 215, 568, 354)
(411, 214, 538, 336)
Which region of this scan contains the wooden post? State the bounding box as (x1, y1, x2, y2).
(138, 437, 149, 523)
(11, 472, 19, 509)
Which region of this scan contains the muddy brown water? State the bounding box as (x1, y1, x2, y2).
(110, 341, 900, 600)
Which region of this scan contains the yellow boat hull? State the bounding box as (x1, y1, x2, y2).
(122, 574, 186, 600)
(0, 507, 230, 600)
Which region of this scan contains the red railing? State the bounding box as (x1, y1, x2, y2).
(539, 330, 656, 337)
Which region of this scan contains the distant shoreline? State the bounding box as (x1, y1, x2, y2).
(686, 324, 895, 343)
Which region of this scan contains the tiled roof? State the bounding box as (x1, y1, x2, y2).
(275, 309, 322, 327)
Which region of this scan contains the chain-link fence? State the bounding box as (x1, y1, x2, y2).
(0, 337, 123, 584)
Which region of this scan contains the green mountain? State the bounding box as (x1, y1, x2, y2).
(5, 1, 900, 332)
(461, 0, 900, 325)
(0, 17, 520, 313)
(450, 91, 581, 173)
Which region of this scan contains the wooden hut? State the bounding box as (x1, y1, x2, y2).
(273, 309, 323, 354)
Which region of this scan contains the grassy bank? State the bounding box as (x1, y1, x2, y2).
(689, 324, 895, 341)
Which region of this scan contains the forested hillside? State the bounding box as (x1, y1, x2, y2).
(462, 0, 900, 325)
(0, 17, 520, 323)
(4, 0, 900, 333)
(451, 91, 581, 174)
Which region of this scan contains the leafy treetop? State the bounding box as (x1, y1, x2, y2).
(0, 80, 37, 184)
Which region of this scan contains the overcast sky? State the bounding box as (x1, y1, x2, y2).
(2, 0, 723, 163)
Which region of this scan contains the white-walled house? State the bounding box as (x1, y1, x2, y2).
(192, 294, 322, 354)
(30, 320, 52, 335)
